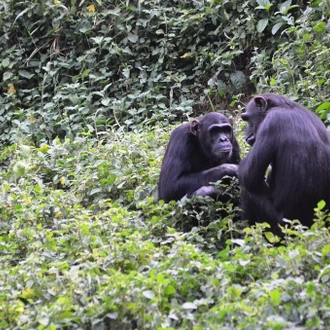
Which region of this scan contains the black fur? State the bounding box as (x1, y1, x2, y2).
(158, 112, 240, 202)
(239, 93, 330, 236)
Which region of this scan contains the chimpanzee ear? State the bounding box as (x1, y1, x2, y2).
(254, 96, 268, 112)
(190, 119, 200, 135)
(228, 116, 233, 126)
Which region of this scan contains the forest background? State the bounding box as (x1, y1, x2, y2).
(1, 0, 330, 329)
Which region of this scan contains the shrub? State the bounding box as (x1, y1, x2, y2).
(0, 0, 310, 145)
(251, 0, 330, 126)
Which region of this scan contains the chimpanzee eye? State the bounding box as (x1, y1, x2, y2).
(209, 125, 232, 136)
(221, 126, 232, 135)
(209, 126, 222, 136)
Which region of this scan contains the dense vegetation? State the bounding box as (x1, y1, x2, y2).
(1, 0, 330, 329)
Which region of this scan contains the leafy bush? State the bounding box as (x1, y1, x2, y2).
(251, 0, 330, 126)
(1, 123, 330, 329)
(0, 0, 311, 145)
(1, 0, 330, 328)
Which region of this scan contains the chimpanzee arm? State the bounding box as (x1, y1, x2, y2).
(238, 118, 276, 194)
(179, 163, 239, 198)
(239, 114, 283, 236)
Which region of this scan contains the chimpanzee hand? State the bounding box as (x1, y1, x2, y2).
(205, 163, 238, 178)
(218, 163, 239, 176)
(191, 185, 216, 197)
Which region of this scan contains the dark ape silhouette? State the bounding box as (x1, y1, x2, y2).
(239, 93, 330, 237)
(158, 112, 240, 202)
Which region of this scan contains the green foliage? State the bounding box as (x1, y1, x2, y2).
(1, 0, 330, 328)
(255, 0, 300, 34)
(251, 0, 330, 126)
(1, 124, 330, 329)
(0, 0, 311, 145)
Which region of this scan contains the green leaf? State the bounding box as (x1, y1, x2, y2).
(279, 1, 298, 14)
(264, 231, 277, 243)
(101, 97, 111, 106)
(306, 282, 315, 296)
(79, 21, 92, 33)
(257, 18, 269, 33)
(90, 188, 102, 195)
(38, 317, 50, 326)
(278, 0, 292, 14)
(13, 7, 30, 24)
(316, 102, 330, 112)
(269, 289, 281, 306)
(272, 22, 284, 35)
(321, 244, 330, 257)
(2, 58, 10, 67)
(100, 174, 116, 185)
(313, 21, 326, 33)
(18, 70, 34, 79)
(143, 290, 155, 299)
(13, 161, 28, 177)
(239, 260, 250, 266)
(105, 312, 118, 320)
(107, 174, 116, 185)
(230, 71, 246, 90)
(3, 71, 13, 81)
(288, 249, 299, 259)
(164, 285, 176, 295)
(316, 200, 326, 211)
(21, 145, 31, 157)
(182, 302, 197, 310)
(91, 36, 104, 45)
(81, 69, 90, 78)
(127, 33, 138, 43)
(231, 239, 245, 246)
(38, 144, 50, 153)
(256, 0, 271, 7)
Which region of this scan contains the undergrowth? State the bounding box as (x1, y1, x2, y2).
(1, 125, 330, 329)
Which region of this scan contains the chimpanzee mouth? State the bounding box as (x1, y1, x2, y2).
(215, 148, 232, 155)
(246, 133, 255, 146)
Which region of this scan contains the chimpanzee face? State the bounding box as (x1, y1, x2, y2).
(207, 123, 233, 157)
(241, 96, 268, 146)
(191, 112, 234, 161)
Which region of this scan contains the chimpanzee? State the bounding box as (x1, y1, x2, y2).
(158, 112, 240, 202)
(239, 93, 330, 237)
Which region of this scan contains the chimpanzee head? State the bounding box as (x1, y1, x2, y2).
(241, 95, 269, 146)
(190, 112, 234, 162)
